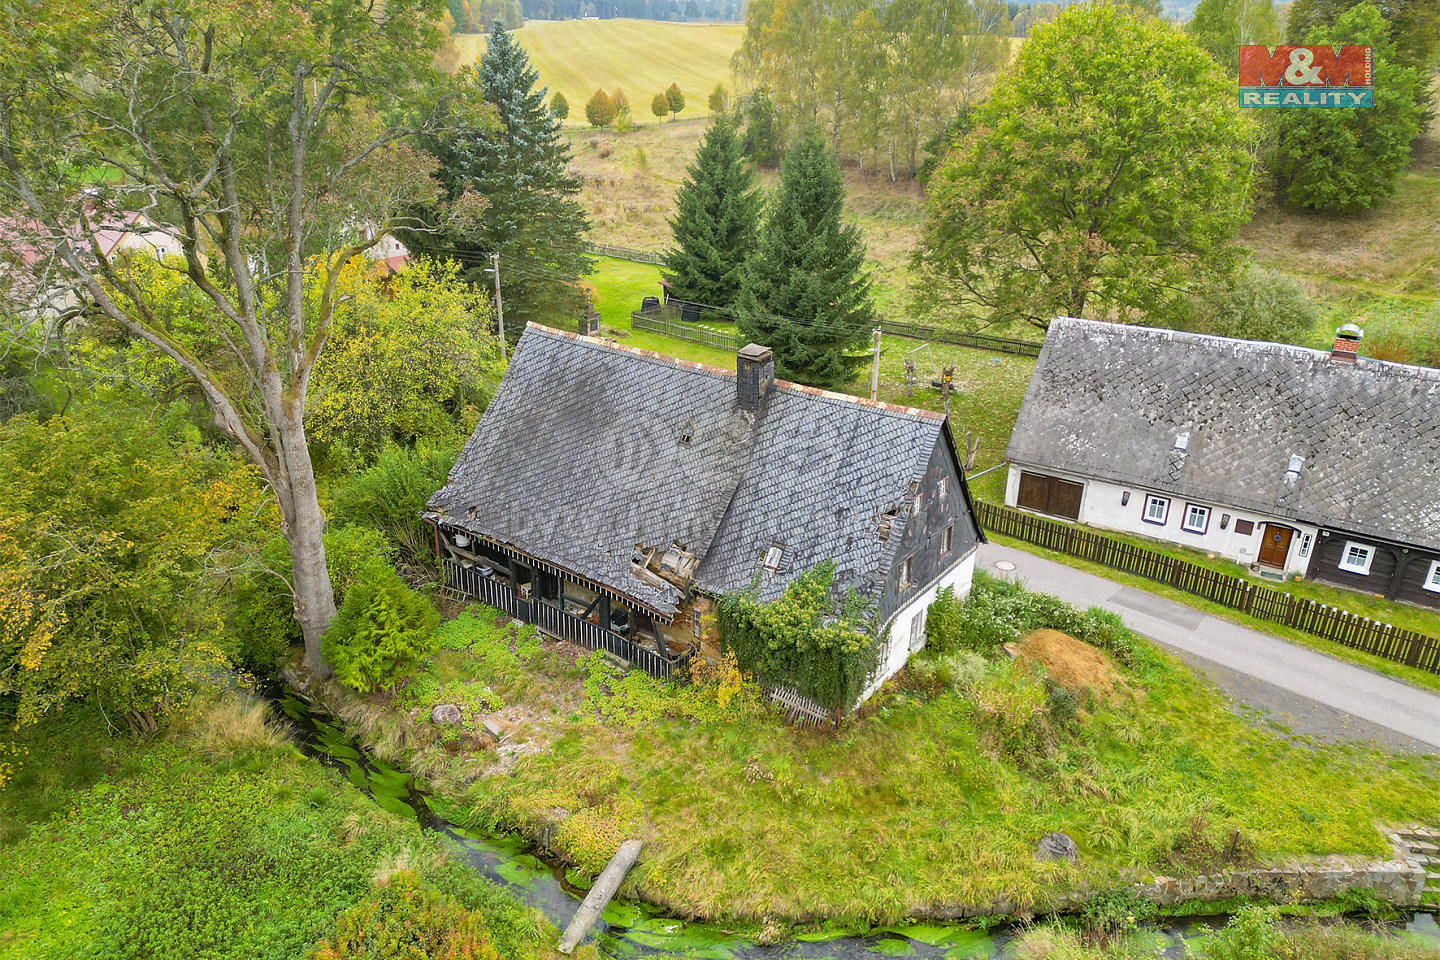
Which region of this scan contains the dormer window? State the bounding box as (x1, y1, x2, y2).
(762, 544, 783, 572)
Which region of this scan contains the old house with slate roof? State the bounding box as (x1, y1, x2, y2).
(1005, 317, 1440, 608)
(426, 323, 984, 705)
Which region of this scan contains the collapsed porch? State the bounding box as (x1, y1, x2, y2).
(435, 526, 697, 682)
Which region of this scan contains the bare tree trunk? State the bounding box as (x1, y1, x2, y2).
(272, 407, 336, 678)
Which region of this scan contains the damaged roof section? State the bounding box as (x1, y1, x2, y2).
(428, 324, 950, 614)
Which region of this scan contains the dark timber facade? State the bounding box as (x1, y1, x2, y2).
(426, 324, 985, 702)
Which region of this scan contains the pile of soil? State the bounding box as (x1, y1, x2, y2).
(1013, 629, 1122, 700)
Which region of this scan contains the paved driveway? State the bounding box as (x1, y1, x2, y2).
(979, 543, 1440, 753)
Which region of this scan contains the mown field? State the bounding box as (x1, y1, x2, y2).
(446, 18, 743, 124)
(571, 81, 1440, 348)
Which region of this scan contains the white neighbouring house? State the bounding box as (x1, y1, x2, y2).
(1004, 317, 1440, 608)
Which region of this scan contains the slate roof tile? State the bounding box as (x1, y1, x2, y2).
(1007, 318, 1440, 550)
(429, 325, 948, 615)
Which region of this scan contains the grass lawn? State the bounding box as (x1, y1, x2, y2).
(445, 19, 743, 125)
(587, 255, 1035, 500)
(324, 588, 1440, 927)
(0, 694, 565, 960)
(986, 530, 1440, 699)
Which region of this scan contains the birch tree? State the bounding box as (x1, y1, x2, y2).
(0, 0, 474, 678)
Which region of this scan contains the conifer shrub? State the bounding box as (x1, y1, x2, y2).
(549, 90, 568, 120)
(232, 526, 396, 669)
(923, 585, 966, 653)
(323, 567, 439, 694)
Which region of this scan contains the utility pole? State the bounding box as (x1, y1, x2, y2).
(869, 326, 882, 401)
(491, 252, 507, 361)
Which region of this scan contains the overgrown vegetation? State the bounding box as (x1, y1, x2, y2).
(329, 582, 1440, 925)
(323, 568, 440, 695)
(718, 560, 878, 712)
(0, 695, 562, 960)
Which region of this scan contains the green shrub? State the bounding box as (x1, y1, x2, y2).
(322, 567, 439, 694)
(1183, 265, 1321, 347)
(232, 526, 396, 669)
(328, 442, 459, 561)
(924, 585, 966, 653)
(309, 870, 501, 960)
(718, 560, 878, 712)
(1205, 905, 1281, 960)
(1079, 888, 1157, 947)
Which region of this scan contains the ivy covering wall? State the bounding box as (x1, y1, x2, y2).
(716, 560, 879, 713)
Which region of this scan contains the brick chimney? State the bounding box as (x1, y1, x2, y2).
(1330, 323, 1363, 363)
(737, 343, 774, 412)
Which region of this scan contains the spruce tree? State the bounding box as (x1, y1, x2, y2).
(736, 132, 875, 389)
(662, 115, 759, 308)
(402, 22, 590, 338)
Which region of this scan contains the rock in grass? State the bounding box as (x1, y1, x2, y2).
(1037, 832, 1078, 863)
(431, 703, 463, 726)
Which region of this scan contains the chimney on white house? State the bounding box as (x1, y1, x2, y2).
(1330, 323, 1363, 363)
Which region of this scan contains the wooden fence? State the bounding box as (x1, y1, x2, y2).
(444, 560, 692, 681)
(631, 298, 1042, 359)
(879, 320, 1043, 358)
(631, 306, 740, 350)
(974, 502, 1440, 676)
(768, 685, 835, 728)
(587, 242, 666, 265)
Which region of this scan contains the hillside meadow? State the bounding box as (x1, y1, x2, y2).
(444, 18, 743, 122)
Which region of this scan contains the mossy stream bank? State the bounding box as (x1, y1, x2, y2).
(270, 686, 1440, 959)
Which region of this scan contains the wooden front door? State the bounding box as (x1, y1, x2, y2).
(1257, 525, 1293, 569)
(1016, 472, 1084, 521)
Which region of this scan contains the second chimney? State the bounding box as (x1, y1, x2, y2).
(1330, 323, 1363, 363)
(737, 343, 774, 412)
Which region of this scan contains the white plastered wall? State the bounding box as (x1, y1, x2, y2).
(1005, 464, 1317, 576)
(861, 548, 978, 702)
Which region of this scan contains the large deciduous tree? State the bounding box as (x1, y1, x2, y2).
(736, 132, 875, 388)
(1186, 0, 1280, 72)
(403, 22, 591, 335)
(1271, 3, 1429, 211)
(0, 0, 465, 678)
(914, 4, 1254, 332)
(662, 116, 761, 307)
(1286, 0, 1440, 70)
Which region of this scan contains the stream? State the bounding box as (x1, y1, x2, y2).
(272, 688, 1440, 959)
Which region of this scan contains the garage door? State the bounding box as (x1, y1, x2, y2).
(1016, 472, 1084, 521)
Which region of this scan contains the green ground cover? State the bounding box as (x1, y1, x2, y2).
(0, 694, 565, 960)
(325, 583, 1440, 927)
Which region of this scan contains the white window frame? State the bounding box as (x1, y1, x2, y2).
(899, 555, 913, 590)
(909, 607, 928, 652)
(940, 524, 954, 557)
(1143, 495, 1169, 525)
(762, 545, 783, 572)
(1181, 503, 1210, 535)
(937, 476, 948, 499)
(1338, 541, 1374, 575)
(1423, 560, 1440, 594)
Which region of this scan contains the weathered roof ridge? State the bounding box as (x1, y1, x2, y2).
(1052, 316, 1440, 385)
(526, 322, 945, 421)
